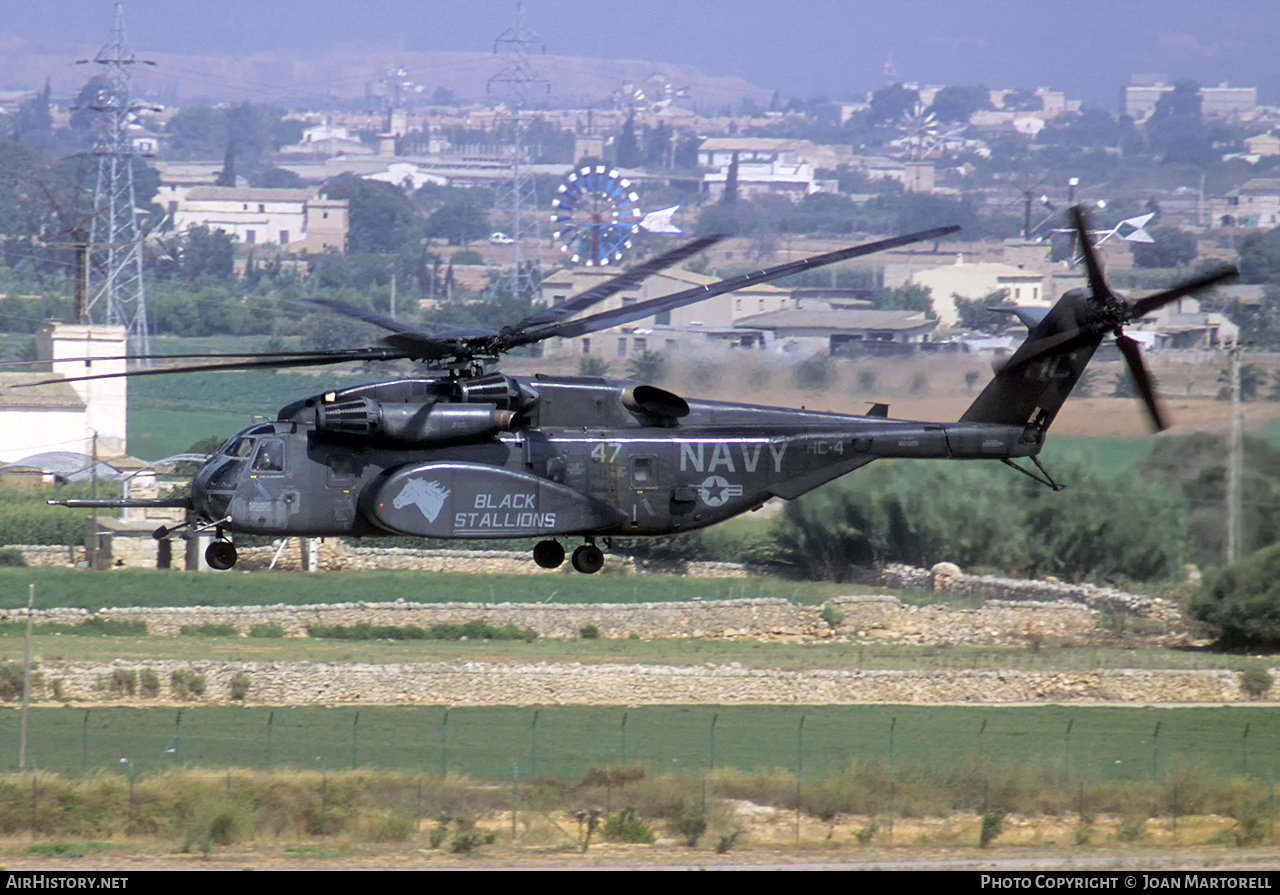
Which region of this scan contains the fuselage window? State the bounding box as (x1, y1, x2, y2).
(631, 455, 656, 488)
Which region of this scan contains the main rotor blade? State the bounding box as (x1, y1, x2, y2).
(1127, 264, 1239, 319)
(1070, 205, 1113, 304)
(511, 225, 960, 347)
(1115, 333, 1167, 431)
(297, 298, 490, 360)
(0, 349, 381, 370)
(10, 348, 407, 387)
(512, 234, 726, 330)
(295, 298, 425, 335)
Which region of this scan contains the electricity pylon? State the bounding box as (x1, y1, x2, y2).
(487, 0, 547, 302)
(83, 1, 152, 357)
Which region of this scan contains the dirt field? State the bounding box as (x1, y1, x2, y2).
(4, 816, 1280, 871)
(510, 351, 1280, 440)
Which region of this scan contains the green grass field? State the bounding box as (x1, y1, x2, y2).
(6, 704, 1277, 785)
(0, 567, 839, 611)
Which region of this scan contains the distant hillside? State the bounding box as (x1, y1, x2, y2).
(0, 38, 770, 111)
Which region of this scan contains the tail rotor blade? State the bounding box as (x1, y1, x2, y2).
(1115, 333, 1168, 431)
(1070, 205, 1113, 304)
(1127, 263, 1239, 319)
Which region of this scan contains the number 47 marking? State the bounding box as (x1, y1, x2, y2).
(591, 443, 621, 463)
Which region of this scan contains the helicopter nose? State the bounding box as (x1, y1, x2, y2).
(191, 458, 234, 520)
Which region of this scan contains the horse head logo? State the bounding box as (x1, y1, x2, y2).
(393, 478, 451, 522)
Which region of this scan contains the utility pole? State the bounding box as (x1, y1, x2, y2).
(1226, 341, 1243, 565)
(89, 431, 100, 570)
(488, 0, 548, 303)
(18, 585, 34, 771)
(81, 1, 153, 358)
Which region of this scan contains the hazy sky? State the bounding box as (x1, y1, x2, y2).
(4, 0, 1279, 107)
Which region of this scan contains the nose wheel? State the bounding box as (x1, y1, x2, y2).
(205, 538, 237, 571)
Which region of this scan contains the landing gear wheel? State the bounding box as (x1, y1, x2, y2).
(533, 539, 565, 569)
(571, 543, 605, 574)
(205, 540, 238, 571)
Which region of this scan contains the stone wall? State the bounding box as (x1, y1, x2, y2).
(29, 659, 1262, 706)
(0, 598, 814, 640)
(0, 591, 1185, 647)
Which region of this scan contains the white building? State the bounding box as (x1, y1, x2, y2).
(1210, 178, 1280, 229)
(888, 256, 1049, 328)
(702, 157, 822, 201)
(0, 323, 128, 464)
(173, 187, 349, 252)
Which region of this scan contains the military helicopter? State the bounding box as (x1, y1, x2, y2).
(41, 207, 1234, 573)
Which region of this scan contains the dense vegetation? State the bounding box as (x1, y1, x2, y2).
(1191, 545, 1280, 649)
(770, 453, 1187, 584)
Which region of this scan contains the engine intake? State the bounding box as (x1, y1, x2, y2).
(457, 373, 537, 409)
(621, 384, 689, 421)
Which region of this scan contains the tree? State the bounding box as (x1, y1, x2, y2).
(178, 225, 236, 282)
(69, 76, 111, 136)
(1130, 225, 1197, 268)
(1146, 80, 1212, 166)
(614, 112, 640, 168)
(13, 80, 53, 150)
(929, 85, 991, 124)
(868, 83, 920, 125)
(773, 455, 1186, 582)
(641, 121, 673, 168)
(1144, 433, 1280, 566)
(872, 283, 933, 315)
(224, 101, 283, 160)
(721, 151, 740, 205)
(625, 350, 665, 383)
(1000, 88, 1042, 112)
(1037, 106, 1124, 150)
(1237, 228, 1280, 283)
(0, 143, 52, 237)
(167, 106, 230, 159)
(215, 143, 237, 187)
(423, 196, 489, 246)
(1217, 363, 1266, 401)
(1191, 544, 1280, 649)
(322, 174, 421, 253)
(954, 289, 1016, 332)
(255, 166, 304, 189)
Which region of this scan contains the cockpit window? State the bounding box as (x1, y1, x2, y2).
(252, 439, 286, 472)
(222, 437, 256, 458)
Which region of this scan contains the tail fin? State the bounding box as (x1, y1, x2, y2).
(959, 293, 1103, 432)
(962, 205, 1238, 436)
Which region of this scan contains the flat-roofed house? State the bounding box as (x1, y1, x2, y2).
(174, 187, 349, 252)
(1211, 178, 1280, 230)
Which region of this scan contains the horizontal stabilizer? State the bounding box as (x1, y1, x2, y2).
(992, 306, 1051, 330)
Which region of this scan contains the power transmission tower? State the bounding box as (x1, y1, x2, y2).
(487, 0, 548, 302)
(82, 1, 152, 357)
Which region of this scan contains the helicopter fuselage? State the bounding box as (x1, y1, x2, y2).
(190, 373, 1039, 552)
